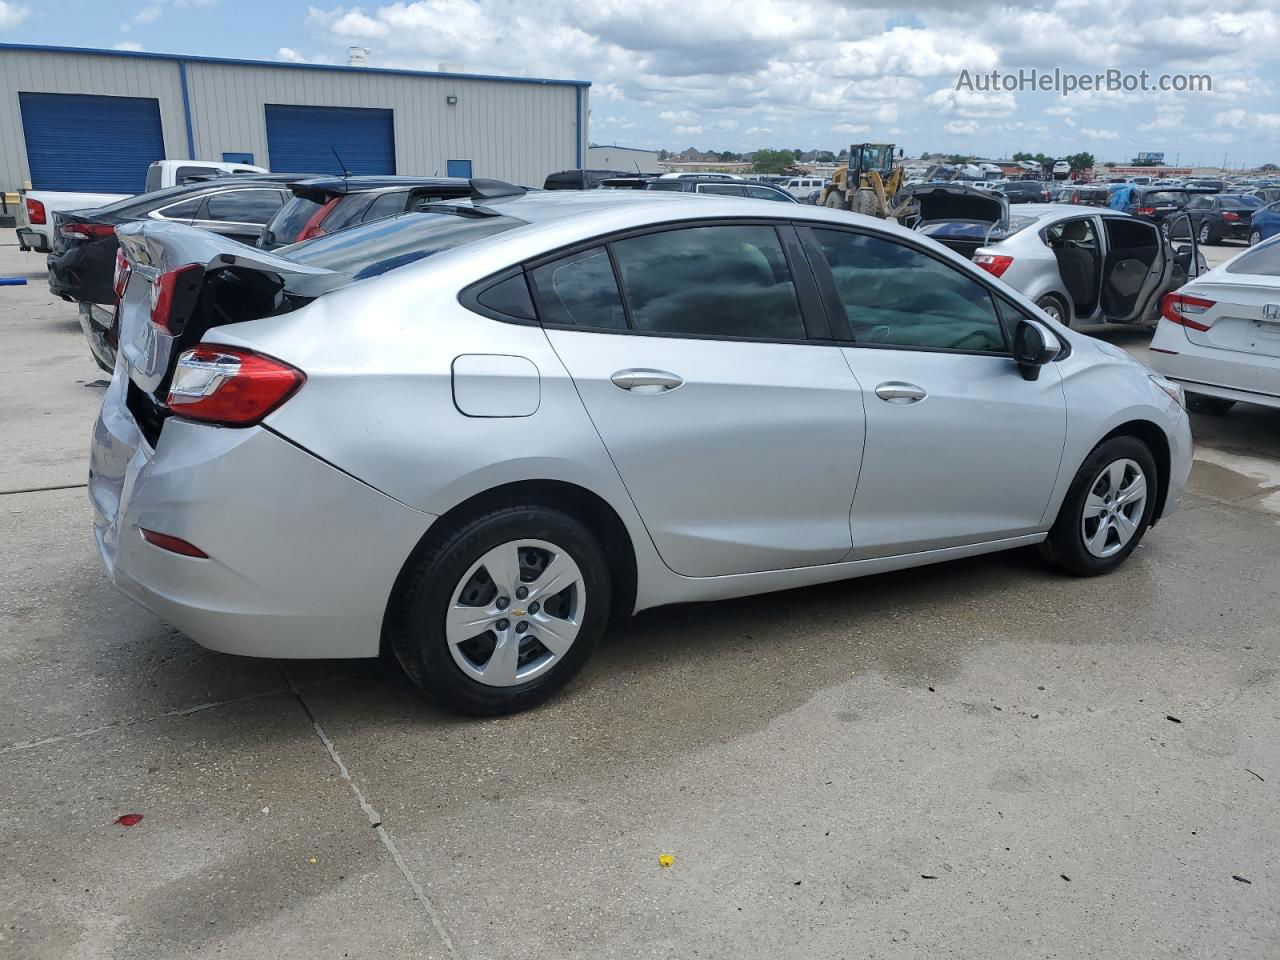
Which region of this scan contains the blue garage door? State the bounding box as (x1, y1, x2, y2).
(18, 92, 165, 193)
(264, 105, 395, 175)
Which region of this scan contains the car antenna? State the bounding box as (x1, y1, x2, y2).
(331, 146, 352, 180)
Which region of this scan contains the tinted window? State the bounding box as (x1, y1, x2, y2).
(1221, 196, 1262, 210)
(364, 191, 409, 220)
(176, 166, 220, 184)
(698, 184, 746, 196)
(144, 165, 162, 193)
(269, 196, 324, 244)
(1225, 240, 1280, 277)
(1145, 192, 1186, 205)
(1187, 196, 1212, 209)
(476, 273, 536, 321)
(285, 211, 522, 279)
(529, 248, 627, 330)
(812, 228, 1006, 351)
(204, 189, 284, 224)
(745, 186, 791, 201)
(610, 225, 806, 340)
(322, 194, 376, 232)
(154, 196, 204, 220)
(649, 181, 685, 192)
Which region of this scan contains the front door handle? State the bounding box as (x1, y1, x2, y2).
(875, 381, 927, 404)
(611, 369, 684, 394)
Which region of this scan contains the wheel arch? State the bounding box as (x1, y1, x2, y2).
(382, 478, 639, 649)
(1099, 419, 1172, 524)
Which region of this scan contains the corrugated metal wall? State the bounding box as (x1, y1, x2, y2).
(0, 49, 187, 191)
(0, 46, 586, 192)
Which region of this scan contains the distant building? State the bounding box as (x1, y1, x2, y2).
(586, 144, 661, 173)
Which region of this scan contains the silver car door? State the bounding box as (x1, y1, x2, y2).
(1102, 216, 1167, 324)
(801, 225, 1067, 558)
(535, 223, 866, 578)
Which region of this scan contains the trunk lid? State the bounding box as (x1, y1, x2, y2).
(114, 221, 344, 419)
(904, 182, 1010, 228)
(1181, 275, 1280, 359)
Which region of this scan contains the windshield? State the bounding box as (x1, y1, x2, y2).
(1225, 238, 1280, 276)
(283, 210, 525, 279)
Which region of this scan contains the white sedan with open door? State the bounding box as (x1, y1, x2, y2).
(1150, 234, 1280, 413)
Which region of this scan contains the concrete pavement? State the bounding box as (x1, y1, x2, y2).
(1, 241, 1276, 959)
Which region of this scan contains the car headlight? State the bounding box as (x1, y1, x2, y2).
(1149, 374, 1186, 409)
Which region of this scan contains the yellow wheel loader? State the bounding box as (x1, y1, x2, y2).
(819, 143, 911, 220)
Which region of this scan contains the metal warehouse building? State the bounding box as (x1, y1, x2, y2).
(0, 43, 589, 194)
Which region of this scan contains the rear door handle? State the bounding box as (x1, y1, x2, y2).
(611, 369, 684, 394)
(875, 381, 927, 404)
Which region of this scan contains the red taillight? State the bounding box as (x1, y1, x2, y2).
(1161, 292, 1215, 332)
(1136, 207, 1156, 216)
(149, 263, 202, 333)
(1222, 211, 1240, 222)
(973, 254, 1014, 278)
(59, 222, 115, 240)
(112, 249, 131, 301)
(295, 196, 340, 242)
(25, 197, 46, 224)
(140, 528, 209, 558)
(166, 345, 305, 427)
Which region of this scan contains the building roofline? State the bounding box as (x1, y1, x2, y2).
(0, 42, 591, 88)
(588, 144, 661, 153)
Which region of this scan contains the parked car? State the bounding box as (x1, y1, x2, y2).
(1184, 179, 1225, 193)
(50, 175, 314, 372)
(1054, 185, 1111, 207)
(781, 176, 827, 199)
(143, 158, 266, 192)
(1173, 193, 1264, 244)
(91, 187, 1190, 714)
(543, 169, 629, 190)
(994, 181, 1051, 204)
(905, 183, 1199, 327)
(1110, 186, 1194, 233)
(258, 176, 471, 249)
(1242, 186, 1280, 205)
(1150, 234, 1280, 414)
(16, 189, 130, 253)
(1250, 201, 1280, 246)
(598, 176, 657, 190)
(646, 177, 798, 202)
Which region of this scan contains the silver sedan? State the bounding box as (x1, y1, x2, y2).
(91, 187, 1192, 714)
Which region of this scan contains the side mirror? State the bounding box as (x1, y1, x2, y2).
(1013, 319, 1061, 381)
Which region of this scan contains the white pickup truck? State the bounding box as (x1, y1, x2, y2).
(13, 158, 266, 252)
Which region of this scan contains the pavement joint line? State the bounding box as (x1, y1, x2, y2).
(1, 482, 89, 496)
(0, 671, 369, 756)
(277, 662, 462, 960)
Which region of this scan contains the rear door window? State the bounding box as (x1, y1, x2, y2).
(528, 248, 628, 330)
(745, 185, 791, 201)
(609, 224, 806, 340)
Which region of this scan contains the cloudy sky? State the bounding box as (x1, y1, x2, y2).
(2, 0, 1278, 166)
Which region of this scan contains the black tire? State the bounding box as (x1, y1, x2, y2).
(1198, 222, 1214, 245)
(1187, 394, 1236, 415)
(1035, 294, 1069, 327)
(388, 503, 611, 715)
(1040, 436, 1158, 577)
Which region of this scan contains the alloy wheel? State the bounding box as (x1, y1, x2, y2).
(444, 539, 586, 686)
(1081, 458, 1148, 559)
(1251, 230, 1262, 246)
(1036, 298, 1064, 324)
(1198, 223, 1211, 244)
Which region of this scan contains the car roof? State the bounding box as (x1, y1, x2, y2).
(82, 174, 321, 216)
(290, 175, 471, 193)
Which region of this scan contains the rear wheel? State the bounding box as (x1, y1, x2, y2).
(1198, 222, 1214, 245)
(1250, 229, 1262, 246)
(1040, 436, 1157, 576)
(1187, 394, 1236, 415)
(1035, 294, 1069, 327)
(389, 504, 610, 714)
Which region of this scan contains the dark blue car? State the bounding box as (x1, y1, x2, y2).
(1251, 200, 1280, 246)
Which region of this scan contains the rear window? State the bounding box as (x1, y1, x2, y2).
(284, 210, 524, 280)
(1144, 192, 1185, 205)
(649, 181, 685, 192)
(270, 196, 325, 244)
(1221, 196, 1262, 210)
(917, 215, 1037, 241)
(1225, 240, 1280, 277)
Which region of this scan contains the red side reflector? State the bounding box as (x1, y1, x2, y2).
(112, 248, 131, 301)
(973, 254, 1014, 278)
(167, 345, 305, 427)
(25, 197, 46, 225)
(59, 222, 115, 240)
(140, 528, 209, 558)
(1160, 292, 1214, 332)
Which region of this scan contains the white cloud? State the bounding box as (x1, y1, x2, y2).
(0, 1, 29, 30)
(673, 125, 704, 136)
(658, 110, 695, 123)
(1080, 127, 1121, 140)
(113, 41, 145, 51)
(944, 120, 980, 135)
(832, 123, 871, 134)
(1141, 105, 1184, 131)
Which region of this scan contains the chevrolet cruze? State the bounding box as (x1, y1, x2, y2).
(91, 184, 1192, 714)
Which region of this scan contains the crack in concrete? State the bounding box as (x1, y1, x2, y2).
(278, 664, 462, 960)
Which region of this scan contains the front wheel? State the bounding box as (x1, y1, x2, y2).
(1040, 436, 1158, 576)
(1198, 222, 1213, 245)
(1035, 295, 1068, 327)
(1250, 230, 1262, 246)
(389, 504, 611, 714)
